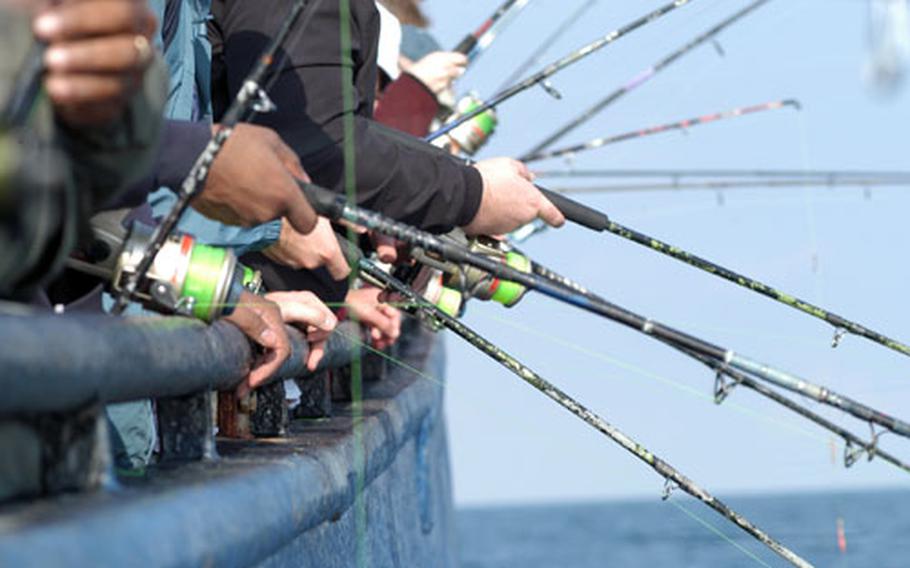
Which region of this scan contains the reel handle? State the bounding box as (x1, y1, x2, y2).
(537, 186, 610, 232)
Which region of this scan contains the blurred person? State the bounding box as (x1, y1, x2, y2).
(374, 0, 466, 138)
(0, 0, 166, 300)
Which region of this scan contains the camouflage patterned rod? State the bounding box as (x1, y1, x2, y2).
(526, 256, 910, 440)
(426, 0, 697, 143)
(534, 186, 910, 359)
(357, 259, 813, 568)
(531, 256, 910, 473)
(606, 217, 910, 358)
(521, 0, 773, 159)
(306, 182, 910, 440)
(683, 347, 910, 474)
(522, 99, 801, 163)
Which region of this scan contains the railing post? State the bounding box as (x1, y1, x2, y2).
(0, 404, 113, 503)
(157, 392, 218, 462)
(292, 372, 333, 419)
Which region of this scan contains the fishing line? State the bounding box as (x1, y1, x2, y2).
(355, 256, 813, 568)
(668, 498, 776, 568)
(471, 310, 829, 444)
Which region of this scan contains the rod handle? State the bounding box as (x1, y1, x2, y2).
(453, 34, 477, 55)
(537, 186, 609, 232)
(299, 181, 344, 220)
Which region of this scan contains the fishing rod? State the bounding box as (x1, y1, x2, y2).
(111, 0, 318, 314)
(534, 168, 910, 181)
(520, 0, 771, 159)
(494, 0, 598, 91)
(353, 256, 812, 568)
(301, 182, 910, 439)
(530, 186, 910, 358)
(453, 0, 531, 62)
(688, 348, 910, 474)
(543, 178, 910, 195)
(524, 255, 910, 474)
(425, 0, 697, 143)
(522, 99, 801, 163)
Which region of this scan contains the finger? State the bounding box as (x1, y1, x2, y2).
(374, 234, 398, 264)
(275, 296, 337, 332)
(54, 102, 123, 126)
(325, 240, 353, 280)
(307, 340, 326, 371)
(285, 188, 319, 235)
(34, 1, 156, 42)
(536, 193, 566, 228)
(45, 35, 150, 74)
(235, 378, 251, 399)
(450, 53, 469, 66)
(513, 160, 533, 181)
(247, 348, 282, 390)
(46, 73, 134, 106)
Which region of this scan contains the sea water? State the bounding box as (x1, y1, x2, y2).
(457, 488, 910, 567)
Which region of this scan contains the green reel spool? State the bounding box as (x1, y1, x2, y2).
(490, 251, 530, 307)
(448, 94, 499, 156)
(182, 243, 235, 321)
(436, 287, 464, 317)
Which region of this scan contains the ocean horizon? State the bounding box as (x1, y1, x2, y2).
(456, 487, 910, 567)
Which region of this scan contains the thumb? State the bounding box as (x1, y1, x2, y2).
(537, 192, 566, 228)
(286, 189, 319, 235)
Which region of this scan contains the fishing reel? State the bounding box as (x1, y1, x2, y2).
(356, 255, 464, 330)
(433, 92, 499, 156)
(410, 229, 531, 309)
(68, 212, 262, 322)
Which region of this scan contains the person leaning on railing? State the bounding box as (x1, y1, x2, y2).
(209, 0, 566, 318)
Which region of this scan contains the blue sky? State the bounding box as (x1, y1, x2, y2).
(417, 0, 910, 506)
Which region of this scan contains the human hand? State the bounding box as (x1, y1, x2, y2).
(264, 217, 351, 280)
(464, 158, 565, 236)
(345, 286, 401, 350)
(224, 291, 291, 397)
(407, 51, 468, 95)
(192, 123, 318, 235)
(265, 291, 338, 371)
(33, 0, 157, 127)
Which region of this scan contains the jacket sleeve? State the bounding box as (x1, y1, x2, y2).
(213, 0, 483, 234)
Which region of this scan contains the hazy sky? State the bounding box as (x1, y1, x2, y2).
(416, 0, 910, 507)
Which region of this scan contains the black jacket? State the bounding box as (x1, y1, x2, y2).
(210, 0, 484, 234)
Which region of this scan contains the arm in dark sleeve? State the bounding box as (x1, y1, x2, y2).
(213, 0, 482, 234)
(102, 119, 211, 209)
